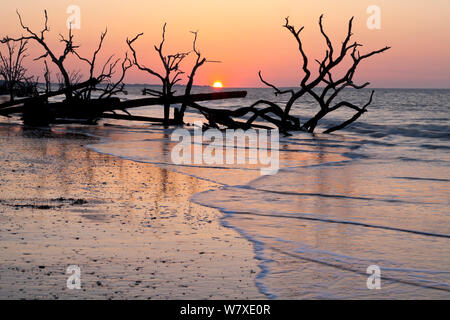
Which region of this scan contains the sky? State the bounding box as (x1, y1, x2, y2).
(0, 0, 449, 88)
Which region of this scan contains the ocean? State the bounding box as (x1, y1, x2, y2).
(2, 86, 449, 299)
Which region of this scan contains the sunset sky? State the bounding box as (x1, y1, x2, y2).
(0, 0, 449, 88)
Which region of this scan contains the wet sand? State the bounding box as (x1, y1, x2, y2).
(0, 125, 264, 299)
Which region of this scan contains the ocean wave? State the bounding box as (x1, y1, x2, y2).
(13, 87, 447, 299)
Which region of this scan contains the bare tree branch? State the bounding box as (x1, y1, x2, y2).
(323, 91, 374, 133)
(127, 23, 191, 125)
(2, 10, 77, 99)
(0, 39, 35, 101)
(177, 30, 221, 123)
(257, 15, 390, 133)
(258, 71, 294, 96)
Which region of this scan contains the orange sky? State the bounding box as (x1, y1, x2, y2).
(0, 0, 449, 88)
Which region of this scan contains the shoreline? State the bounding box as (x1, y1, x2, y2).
(0, 124, 265, 299)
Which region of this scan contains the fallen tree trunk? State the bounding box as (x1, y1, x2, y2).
(1, 90, 247, 117)
(22, 97, 120, 126)
(0, 106, 23, 116)
(0, 78, 98, 110)
(100, 113, 179, 125)
(116, 91, 247, 110)
(1, 89, 250, 128)
(181, 98, 300, 132)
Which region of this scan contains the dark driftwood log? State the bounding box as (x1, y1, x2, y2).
(103, 91, 250, 126)
(21, 97, 120, 126)
(0, 106, 23, 116)
(50, 98, 120, 118)
(100, 113, 179, 125)
(0, 89, 245, 116)
(116, 91, 247, 110)
(2, 91, 248, 127)
(181, 98, 299, 132)
(0, 78, 98, 110)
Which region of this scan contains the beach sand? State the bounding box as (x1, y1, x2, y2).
(0, 125, 264, 299)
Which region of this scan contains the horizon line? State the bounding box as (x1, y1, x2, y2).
(112, 83, 450, 90)
(4, 80, 449, 90)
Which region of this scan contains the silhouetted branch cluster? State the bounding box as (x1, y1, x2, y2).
(178, 30, 221, 121)
(1, 10, 74, 98)
(0, 11, 389, 134)
(0, 38, 37, 101)
(1, 10, 132, 101)
(181, 15, 389, 134)
(73, 29, 132, 100)
(127, 24, 217, 124)
(127, 24, 188, 98)
(253, 15, 390, 133)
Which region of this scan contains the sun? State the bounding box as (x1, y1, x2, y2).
(212, 81, 223, 88)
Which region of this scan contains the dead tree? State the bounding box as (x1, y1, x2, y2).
(0, 39, 34, 101)
(256, 15, 390, 133)
(2, 10, 131, 103)
(98, 53, 132, 99)
(174, 16, 386, 134)
(73, 29, 132, 100)
(127, 23, 190, 125)
(177, 31, 220, 123)
(182, 97, 299, 133)
(42, 60, 51, 94)
(1, 10, 78, 100)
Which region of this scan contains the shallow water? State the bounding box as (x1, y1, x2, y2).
(2, 86, 449, 299)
